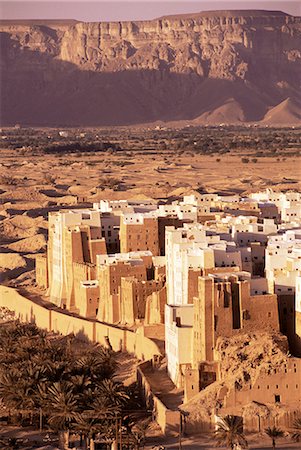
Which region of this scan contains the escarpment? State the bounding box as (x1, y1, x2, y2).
(1, 10, 300, 126)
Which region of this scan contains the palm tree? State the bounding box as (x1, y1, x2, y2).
(73, 416, 105, 450)
(75, 348, 116, 381)
(89, 396, 117, 419)
(291, 416, 301, 442)
(123, 417, 150, 450)
(0, 321, 136, 450)
(44, 382, 80, 450)
(96, 379, 129, 408)
(67, 374, 92, 396)
(79, 396, 117, 449)
(214, 415, 248, 449)
(0, 369, 37, 424)
(264, 426, 284, 449)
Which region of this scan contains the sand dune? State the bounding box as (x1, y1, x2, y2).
(262, 97, 301, 124)
(0, 142, 300, 287)
(5, 235, 46, 253)
(193, 98, 246, 124)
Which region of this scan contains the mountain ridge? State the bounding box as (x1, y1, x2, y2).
(1, 10, 300, 126)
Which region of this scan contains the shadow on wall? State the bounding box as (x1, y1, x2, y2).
(1, 29, 298, 127)
(277, 291, 301, 357)
(0, 286, 162, 361)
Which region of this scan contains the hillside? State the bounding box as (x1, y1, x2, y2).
(262, 97, 301, 124)
(0, 10, 300, 126)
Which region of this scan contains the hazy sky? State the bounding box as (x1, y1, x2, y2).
(1, 1, 300, 22)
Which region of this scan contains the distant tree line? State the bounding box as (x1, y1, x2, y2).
(43, 142, 121, 154)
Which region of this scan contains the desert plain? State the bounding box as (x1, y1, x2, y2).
(0, 125, 300, 292)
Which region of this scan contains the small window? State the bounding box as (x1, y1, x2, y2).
(275, 394, 281, 403)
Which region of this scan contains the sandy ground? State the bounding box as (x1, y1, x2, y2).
(145, 432, 301, 449)
(1, 146, 300, 289)
(3, 425, 300, 450)
(0, 425, 58, 449)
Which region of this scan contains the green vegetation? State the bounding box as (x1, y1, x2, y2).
(264, 426, 284, 449)
(0, 321, 148, 449)
(97, 176, 125, 191)
(241, 157, 250, 163)
(291, 416, 301, 442)
(0, 175, 21, 186)
(42, 142, 120, 154)
(1, 125, 300, 158)
(214, 415, 248, 449)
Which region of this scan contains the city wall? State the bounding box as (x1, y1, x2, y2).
(0, 286, 162, 362)
(137, 360, 180, 435)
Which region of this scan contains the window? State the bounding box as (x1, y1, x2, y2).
(275, 395, 281, 403)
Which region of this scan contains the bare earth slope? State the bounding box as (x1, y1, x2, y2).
(0, 10, 301, 126)
(262, 97, 301, 124)
(182, 331, 292, 430)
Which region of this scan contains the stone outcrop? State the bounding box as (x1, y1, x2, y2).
(1, 10, 300, 125)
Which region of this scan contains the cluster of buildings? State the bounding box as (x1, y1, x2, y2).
(36, 189, 301, 424)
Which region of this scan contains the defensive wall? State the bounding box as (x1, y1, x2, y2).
(0, 286, 161, 363)
(0, 286, 183, 433)
(137, 360, 181, 435)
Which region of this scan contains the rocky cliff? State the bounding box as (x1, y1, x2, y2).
(1, 10, 300, 126)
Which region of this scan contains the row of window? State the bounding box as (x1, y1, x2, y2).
(255, 384, 298, 390)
